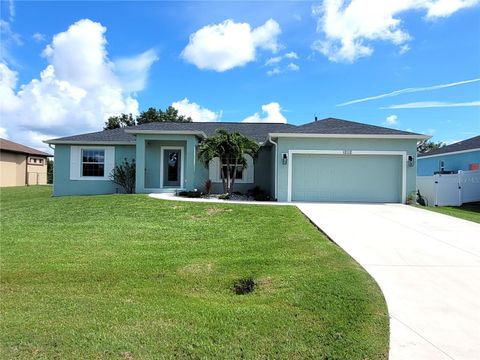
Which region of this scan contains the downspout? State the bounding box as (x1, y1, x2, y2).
(267, 135, 278, 200)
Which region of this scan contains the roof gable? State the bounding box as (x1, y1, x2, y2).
(0, 138, 51, 156)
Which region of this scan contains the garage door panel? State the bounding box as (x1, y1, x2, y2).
(292, 154, 402, 202)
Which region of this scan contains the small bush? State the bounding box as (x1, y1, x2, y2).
(218, 193, 230, 200)
(233, 277, 255, 295)
(178, 190, 202, 198)
(110, 158, 136, 194)
(248, 186, 272, 201)
(205, 179, 212, 195)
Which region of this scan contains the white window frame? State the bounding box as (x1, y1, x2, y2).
(209, 155, 254, 184)
(287, 150, 407, 203)
(28, 157, 44, 165)
(70, 146, 115, 181)
(160, 146, 184, 189)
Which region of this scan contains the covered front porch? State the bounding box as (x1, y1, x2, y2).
(134, 133, 200, 193)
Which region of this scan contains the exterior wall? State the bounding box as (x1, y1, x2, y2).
(26, 157, 48, 185)
(198, 146, 273, 195)
(144, 140, 187, 189)
(417, 150, 480, 176)
(275, 137, 418, 202)
(0, 150, 27, 187)
(53, 144, 136, 196)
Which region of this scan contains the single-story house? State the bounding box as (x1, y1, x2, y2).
(417, 135, 480, 176)
(0, 138, 52, 187)
(45, 118, 428, 203)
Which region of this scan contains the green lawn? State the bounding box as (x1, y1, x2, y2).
(416, 202, 480, 224)
(0, 186, 388, 359)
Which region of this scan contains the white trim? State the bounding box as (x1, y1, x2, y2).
(70, 146, 115, 181)
(160, 146, 184, 189)
(418, 148, 480, 159)
(287, 149, 407, 203)
(269, 133, 430, 140)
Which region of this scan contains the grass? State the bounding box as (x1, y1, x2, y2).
(0, 186, 388, 359)
(416, 202, 480, 223)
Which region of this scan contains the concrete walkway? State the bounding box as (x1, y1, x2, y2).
(298, 203, 480, 360)
(150, 194, 480, 359)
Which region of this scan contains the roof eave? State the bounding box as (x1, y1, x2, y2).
(268, 133, 431, 140)
(124, 130, 207, 138)
(418, 148, 480, 159)
(43, 140, 136, 145)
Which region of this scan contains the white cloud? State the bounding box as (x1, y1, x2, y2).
(338, 78, 480, 106)
(115, 49, 158, 92)
(265, 56, 282, 66)
(285, 51, 299, 59)
(32, 32, 46, 42)
(385, 115, 398, 125)
(287, 63, 300, 71)
(8, 0, 15, 22)
(266, 67, 281, 76)
(181, 19, 281, 72)
(0, 19, 157, 152)
(381, 101, 480, 109)
(171, 98, 222, 122)
(312, 0, 480, 63)
(0, 127, 9, 139)
(0, 20, 22, 65)
(242, 102, 287, 123)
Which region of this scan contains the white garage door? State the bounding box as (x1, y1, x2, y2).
(291, 153, 403, 202)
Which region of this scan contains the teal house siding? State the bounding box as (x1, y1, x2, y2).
(53, 144, 136, 196)
(275, 137, 418, 202)
(417, 151, 480, 176)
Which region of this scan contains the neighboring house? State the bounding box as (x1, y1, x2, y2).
(0, 138, 51, 187)
(417, 135, 480, 176)
(45, 118, 428, 203)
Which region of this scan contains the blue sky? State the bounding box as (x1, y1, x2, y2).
(1, 0, 479, 151)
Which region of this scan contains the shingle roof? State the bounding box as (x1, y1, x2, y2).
(0, 138, 51, 157)
(45, 117, 426, 145)
(276, 118, 424, 136)
(418, 135, 480, 157)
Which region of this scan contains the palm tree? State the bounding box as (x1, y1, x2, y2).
(198, 129, 260, 194)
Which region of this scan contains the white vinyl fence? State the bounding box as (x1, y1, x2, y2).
(417, 170, 480, 206)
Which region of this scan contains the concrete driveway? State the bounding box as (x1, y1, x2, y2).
(297, 203, 480, 360)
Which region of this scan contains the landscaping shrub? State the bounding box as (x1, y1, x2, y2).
(248, 186, 272, 201)
(218, 193, 230, 200)
(178, 190, 202, 198)
(232, 277, 255, 295)
(110, 158, 136, 193)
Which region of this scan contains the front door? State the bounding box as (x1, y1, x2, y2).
(163, 149, 182, 187)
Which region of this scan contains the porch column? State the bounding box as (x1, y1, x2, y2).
(184, 137, 197, 191)
(135, 136, 146, 193)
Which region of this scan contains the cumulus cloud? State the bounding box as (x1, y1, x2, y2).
(171, 98, 222, 122)
(242, 102, 287, 123)
(115, 49, 158, 92)
(181, 19, 281, 72)
(0, 19, 157, 151)
(385, 115, 398, 125)
(312, 0, 479, 63)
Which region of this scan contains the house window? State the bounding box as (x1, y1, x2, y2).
(29, 157, 43, 164)
(82, 149, 105, 177)
(220, 160, 243, 180)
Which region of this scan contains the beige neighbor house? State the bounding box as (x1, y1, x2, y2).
(0, 138, 52, 187)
